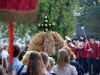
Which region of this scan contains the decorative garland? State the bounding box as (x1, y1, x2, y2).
(28, 15, 64, 62)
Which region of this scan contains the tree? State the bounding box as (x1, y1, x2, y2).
(0, 0, 79, 43)
(78, 0, 100, 37)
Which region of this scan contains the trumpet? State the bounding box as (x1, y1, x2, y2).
(77, 42, 84, 49)
(78, 45, 83, 49)
(77, 45, 83, 49)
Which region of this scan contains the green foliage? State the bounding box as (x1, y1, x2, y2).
(51, 53, 58, 63)
(0, 22, 8, 42)
(78, 0, 100, 37)
(39, 0, 79, 38)
(0, 0, 79, 43)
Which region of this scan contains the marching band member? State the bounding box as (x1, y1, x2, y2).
(85, 36, 99, 75)
(95, 37, 100, 75)
(98, 42, 100, 75)
(65, 36, 75, 53)
(75, 37, 87, 73)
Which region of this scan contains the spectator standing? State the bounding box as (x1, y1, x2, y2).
(21, 51, 33, 65)
(53, 49, 78, 75)
(40, 52, 52, 75)
(0, 55, 8, 75)
(21, 51, 46, 75)
(47, 57, 55, 73)
(63, 46, 84, 75)
(24, 40, 30, 51)
(1, 44, 9, 59)
(18, 51, 26, 61)
(20, 45, 25, 51)
(0, 43, 3, 54)
(13, 45, 27, 75)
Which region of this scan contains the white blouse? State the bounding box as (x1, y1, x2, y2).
(53, 64, 78, 75)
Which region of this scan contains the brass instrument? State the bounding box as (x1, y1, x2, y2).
(78, 46, 83, 49)
(77, 42, 83, 49)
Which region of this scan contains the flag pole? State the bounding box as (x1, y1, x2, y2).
(8, 13, 14, 75)
(81, 27, 90, 48)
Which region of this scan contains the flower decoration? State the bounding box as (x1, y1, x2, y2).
(37, 15, 56, 32)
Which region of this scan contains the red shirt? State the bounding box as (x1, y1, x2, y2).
(75, 45, 87, 58)
(99, 44, 100, 57)
(68, 43, 75, 52)
(85, 42, 99, 58)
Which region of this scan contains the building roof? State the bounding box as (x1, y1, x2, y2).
(75, 25, 97, 38)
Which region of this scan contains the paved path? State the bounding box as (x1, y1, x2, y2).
(84, 72, 89, 75)
(84, 74, 89, 75)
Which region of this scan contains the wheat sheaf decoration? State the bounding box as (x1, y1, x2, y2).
(28, 15, 64, 56)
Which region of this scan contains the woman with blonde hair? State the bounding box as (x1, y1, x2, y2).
(47, 57, 55, 73)
(21, 51, 33, 65)
(53, 49, 78, 75)
(21, 51, 46, 75)
(70, 52, 76, 61)
(62, 46, 84, 75)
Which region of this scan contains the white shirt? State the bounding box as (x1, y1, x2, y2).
(1, 50, 9, 59)
(53, 64, 78, 75)
(44, 69, 52, 75)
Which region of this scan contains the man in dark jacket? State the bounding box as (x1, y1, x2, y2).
(70, 60, 84, 75)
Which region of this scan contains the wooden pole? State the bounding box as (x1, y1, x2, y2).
(8, 13, 14, 75)
(82, 27, 91, 48)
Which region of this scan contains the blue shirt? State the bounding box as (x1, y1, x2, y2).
(13, 58, 27, 75)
